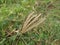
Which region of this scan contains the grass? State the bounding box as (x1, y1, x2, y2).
(0, 0, 60, 45)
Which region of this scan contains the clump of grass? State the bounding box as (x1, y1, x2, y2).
(7, 11, 46, 36)
(21, 12, 46, 33)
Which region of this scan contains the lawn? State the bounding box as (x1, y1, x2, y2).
(0, 0, 60, 45)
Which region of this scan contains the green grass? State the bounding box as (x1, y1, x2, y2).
(0, 0, 60, 45)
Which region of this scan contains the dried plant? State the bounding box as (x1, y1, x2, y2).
(7, 11, 46, 36)
(21, 12, 46, 33)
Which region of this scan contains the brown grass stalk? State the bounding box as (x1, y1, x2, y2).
(6, 12, 46, 36)
(21, 17, 46, 33)
(22, 12, 34, 29)
(22, 13, 41, 30)
(21, 12, 46, 33)
(22, 14, 37, 30)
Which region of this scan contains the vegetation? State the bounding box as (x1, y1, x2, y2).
(0, 0, 60, 45)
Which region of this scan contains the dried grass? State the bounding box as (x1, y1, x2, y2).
(7, 12, 46, 36)
(21, 12, 46, 33)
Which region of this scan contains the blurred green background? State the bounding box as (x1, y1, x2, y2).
(0, 0, 60, 45)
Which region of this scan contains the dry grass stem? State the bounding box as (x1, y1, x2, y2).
(22, 12, 34, 28)
(21, 17, 46, 33)
(21, 12, 46, 33)
(22, 14, 37, 30)
(6, 12, 46, 36)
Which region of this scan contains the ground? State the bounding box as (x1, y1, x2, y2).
(0, 0, 60, 45)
